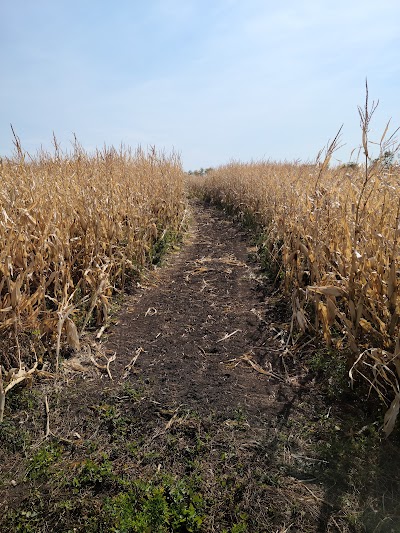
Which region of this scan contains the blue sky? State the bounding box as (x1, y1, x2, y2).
(1, 0, 399, 170)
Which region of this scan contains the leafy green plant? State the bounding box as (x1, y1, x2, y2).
(72, 456, 114, 491)
(26, 442, 63, 480)
(103, 476, 204, 532)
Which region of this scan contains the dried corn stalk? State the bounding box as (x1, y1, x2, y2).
(0, 140, 185, 376)
(191, 91, 400, 432)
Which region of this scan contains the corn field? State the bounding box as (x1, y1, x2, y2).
(0, 137, 185, 413)
(191, 104, 400, 434)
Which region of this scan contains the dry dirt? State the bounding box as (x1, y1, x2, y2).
(107, 200, 292, 421)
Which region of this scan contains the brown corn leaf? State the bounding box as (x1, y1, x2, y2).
(383, 394, 400, 437)
(308, 285, 346, 297)
(65, 317, 80, 351)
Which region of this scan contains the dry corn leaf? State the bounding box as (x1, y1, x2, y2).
(326, 297, 337, 325)
(65, 317, 80, 351)
(308, 285, 346, 297)
(383, 394, 400, 437)
(359, 318, 374, 333)
(242, 354, 270, 375)
(63, 358, 88, 373)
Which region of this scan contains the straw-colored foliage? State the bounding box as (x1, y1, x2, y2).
(0, 139, 185, 377)
(191, 139, 400, 433)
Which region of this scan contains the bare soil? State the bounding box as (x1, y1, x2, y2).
(107, 199, 291, 420)
(1, 200, 400, 532)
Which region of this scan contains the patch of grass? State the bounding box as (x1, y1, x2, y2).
(26, 442, 63, 480)
(307, 347, 349, 399)
(120, 382, 146, 402)
(71, 455, 114, 492)
(151, 228, 182, 265)
(3, 386, 400, 532)
(223, 520, 248, 533)
(0, 419, 31, 453)
(269, 387, 400, 532)
(6, 387, 40, 413)
(92, 402, 138, 442)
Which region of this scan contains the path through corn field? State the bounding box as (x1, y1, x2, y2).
(2, 200, 399, 532)
(106, 199, 289, 418)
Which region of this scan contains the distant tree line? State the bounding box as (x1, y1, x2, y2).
(187, 167, 214, 176)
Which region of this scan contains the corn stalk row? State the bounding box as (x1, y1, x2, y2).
(0, 139, 185, 385)
(191, 149, 400, 433)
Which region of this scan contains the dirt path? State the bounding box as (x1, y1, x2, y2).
(1, 201, 400, 532)
(107, 200, 289, 419)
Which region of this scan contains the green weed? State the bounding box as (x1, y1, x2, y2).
(26, 442, 63, 480)
(71, 456, 114, 491)
(102, 476, 204, 532)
